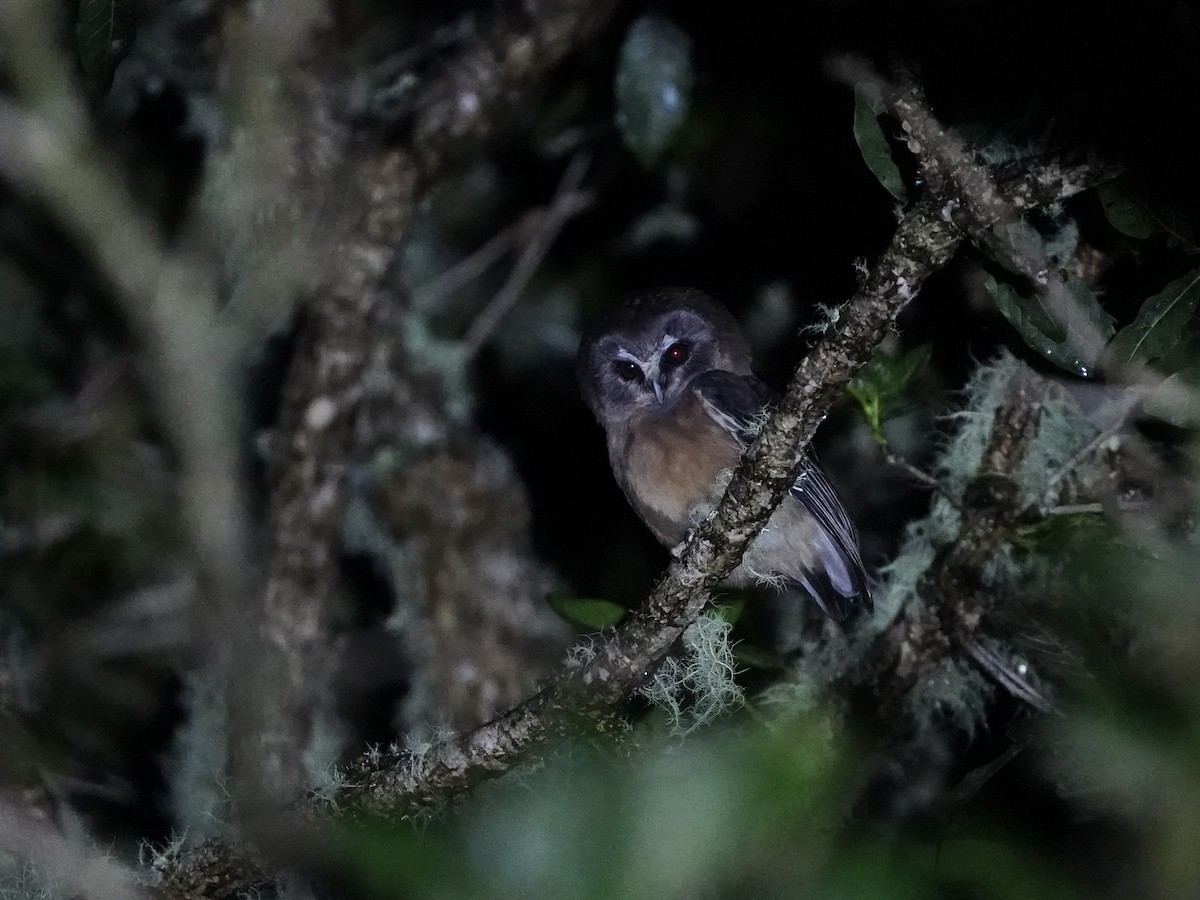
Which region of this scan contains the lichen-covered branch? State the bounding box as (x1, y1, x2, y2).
(145, 1, 617, 893)
(855, 64, 1122, 380)
(249, 0, 615, 804)
(864, 368, 1054, 707)
(823, 61, 1121, 715)
(0, 0, 258, 817)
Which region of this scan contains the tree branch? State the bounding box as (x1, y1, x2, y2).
(149, 1, 616, 894)
(248, 0, 615, 805)
(461, 150, 593, 356)
(859, 365, 1056, 714)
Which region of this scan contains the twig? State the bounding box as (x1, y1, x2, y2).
(1031, 397, 1138, 513)
(1042, 502, 1104, 516)
(415, 221, 524, 307)
(885, 451, 958, 505)
(413, 189, 592, 308)
(961, 637, 1054, 714)
(833, 57, 1128, 386)
(932, 368, 1051, 607)
(868, 364, 1056, 708)
(461, 151, 593, 357)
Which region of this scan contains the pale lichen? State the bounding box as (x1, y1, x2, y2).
(639, 613, 742, 734)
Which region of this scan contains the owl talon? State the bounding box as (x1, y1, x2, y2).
(670, 540, 687, 558)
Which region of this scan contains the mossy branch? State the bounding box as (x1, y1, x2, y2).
(249, 0, 616, 805)
(860, 366, 1056, 712)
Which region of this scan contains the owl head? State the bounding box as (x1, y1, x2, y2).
(577, 287, 752, 426)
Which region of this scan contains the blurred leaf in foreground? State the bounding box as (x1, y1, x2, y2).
(614, 15, 694, 167)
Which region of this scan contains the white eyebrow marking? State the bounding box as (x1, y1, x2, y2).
(615, 348, 649, 368)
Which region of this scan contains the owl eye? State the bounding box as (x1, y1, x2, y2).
(661, 341, 691, 367)
(613, 359, 643, 382)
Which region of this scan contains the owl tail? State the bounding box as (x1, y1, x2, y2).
(797, 525, 872, 622)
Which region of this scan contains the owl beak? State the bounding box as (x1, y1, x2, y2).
(651, 377, 665, 404)
(644, 361, 666, 403)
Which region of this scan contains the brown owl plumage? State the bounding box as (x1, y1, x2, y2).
(577, 287, 870, 619)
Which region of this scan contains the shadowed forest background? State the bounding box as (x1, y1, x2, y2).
(3, 0, 1200, 897)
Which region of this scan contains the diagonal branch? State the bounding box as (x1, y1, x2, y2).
(461, 150, 593, 356)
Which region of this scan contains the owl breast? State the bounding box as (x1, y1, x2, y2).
(610, 390, 743, 547)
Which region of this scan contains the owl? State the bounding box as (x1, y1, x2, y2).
(577, 287, 870, 619)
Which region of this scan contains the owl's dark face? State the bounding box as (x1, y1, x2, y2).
(578, 288, 752, 426)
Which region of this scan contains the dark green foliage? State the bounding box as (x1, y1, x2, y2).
(848, 343, 930, 444)
(74, 0, 135, 94)
(1097, 178, 1196, 248)
(548, 595, 627, 629)
(853, 86, 908, 203)
(1108, 269, 1200, 367)
(983, 272, 1114, 377)
(327, 716, 853, 900)
(614, 15, 694, 167)
(321, 714, 1095, 900)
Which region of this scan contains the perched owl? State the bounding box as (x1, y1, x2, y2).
(577, 287, 870, 619)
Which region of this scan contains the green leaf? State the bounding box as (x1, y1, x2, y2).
(614, 16, 694, 167)
(882, 343, 932, 401)
(75, 0, 136, 95)
(1097, 181, 1161, 239)
(984, 273, 1112, 378)
(1098, 179, 1196, 246)
(1107, 269, 1200, 367)
(547, 595, 627, 629)
(852, 85, 906, 202)
(1070, 271, 1118, 342)
(848, 344, 931, 444)
(848, 383, 883, 443)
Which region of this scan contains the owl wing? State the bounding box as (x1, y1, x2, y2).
(690, 369, 871, 619)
